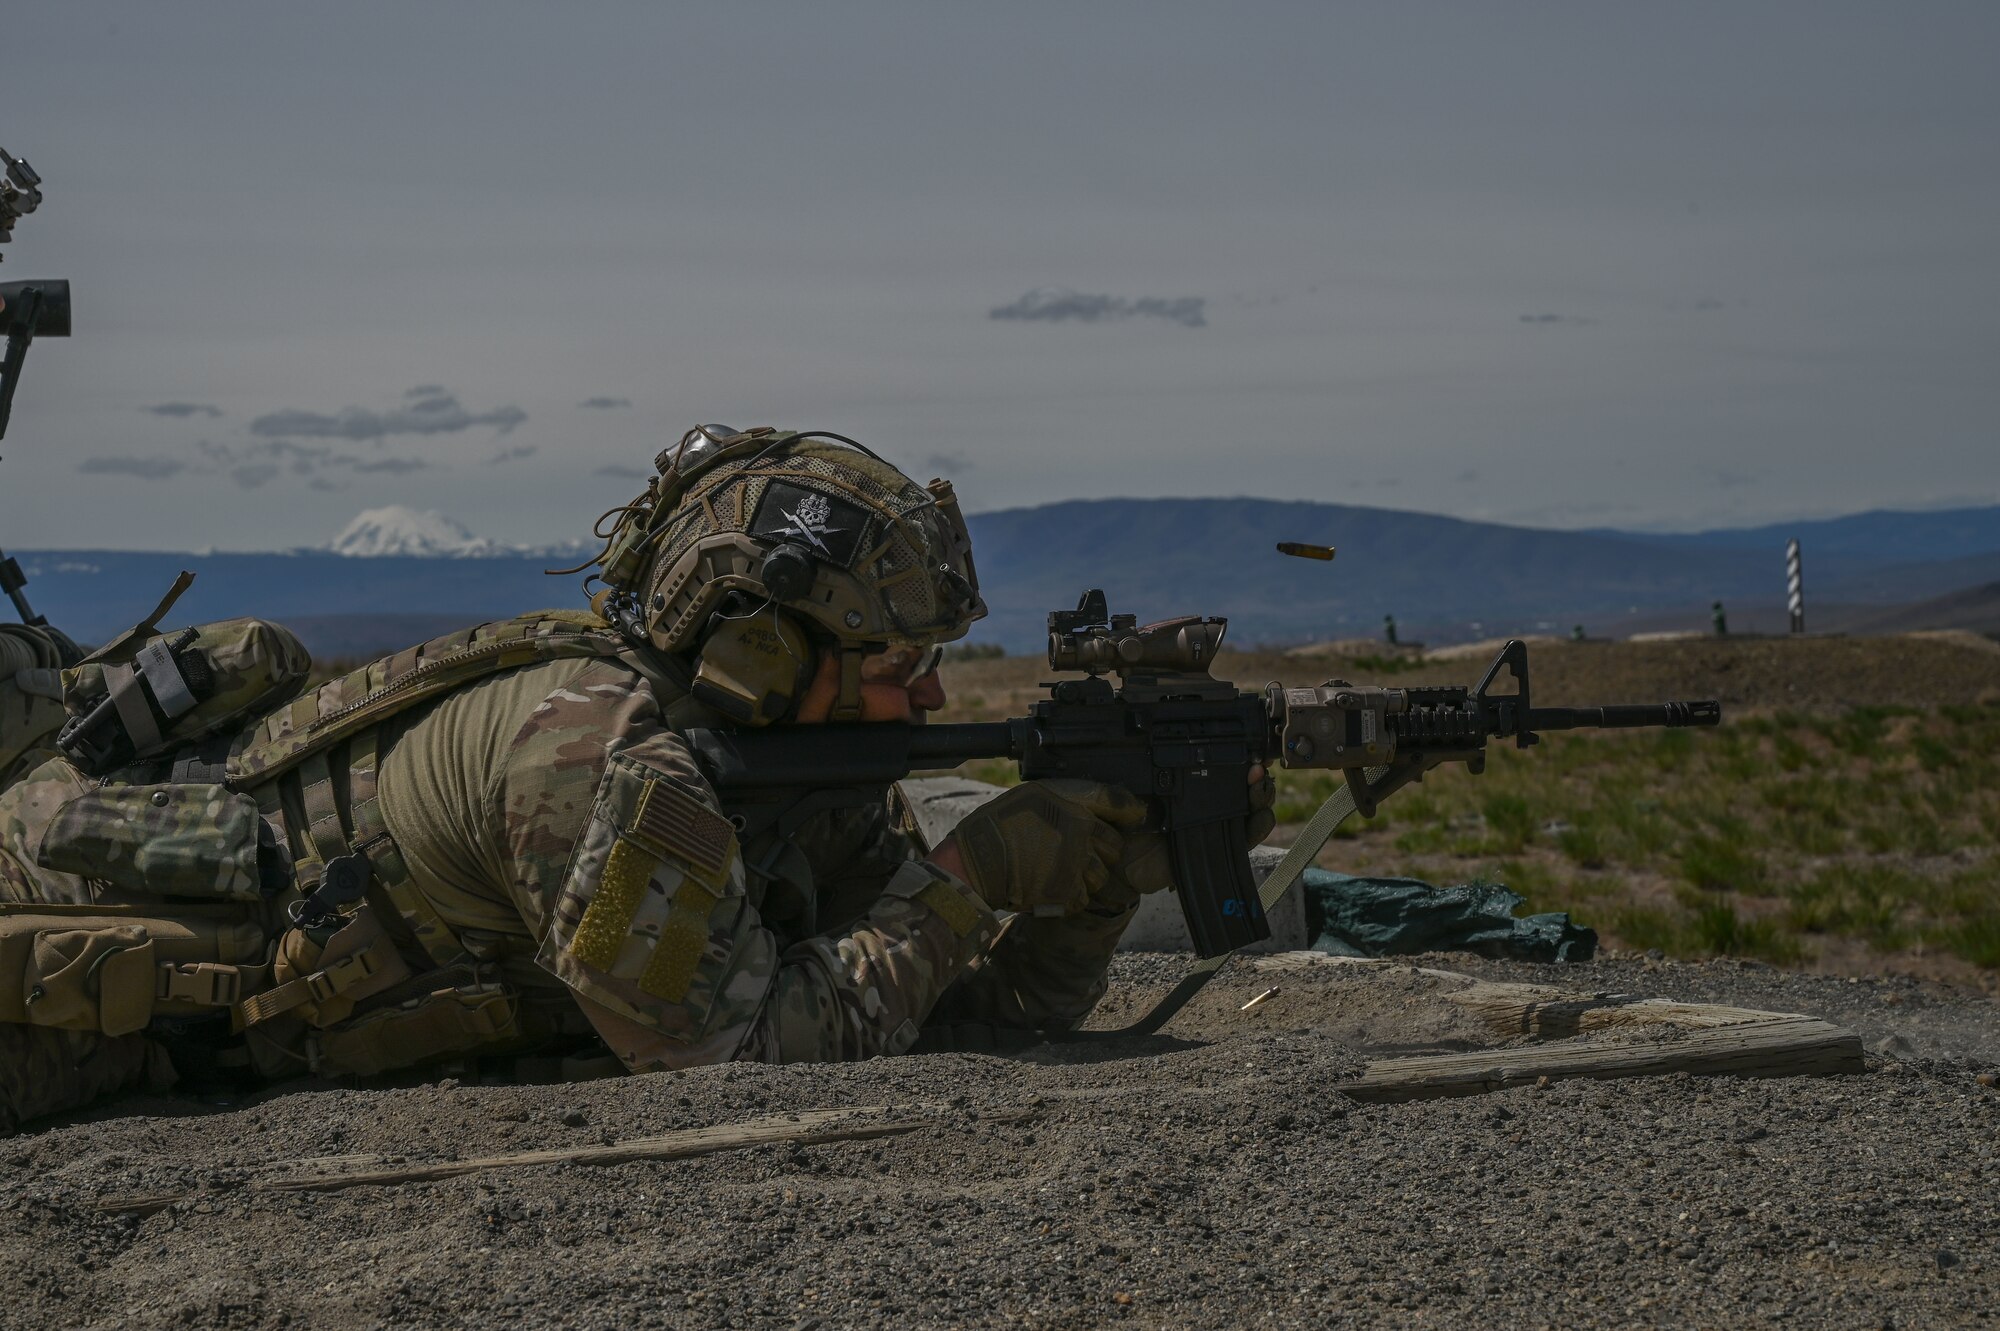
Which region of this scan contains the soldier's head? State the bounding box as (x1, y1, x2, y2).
(579, 425, 985, 725)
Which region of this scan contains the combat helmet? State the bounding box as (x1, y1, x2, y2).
(572, 425, 985, 724)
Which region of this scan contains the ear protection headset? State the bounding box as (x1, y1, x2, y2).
(687, 594, 819, 726)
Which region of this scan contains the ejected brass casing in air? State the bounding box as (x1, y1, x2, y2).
(1276, 542, 1335, 561)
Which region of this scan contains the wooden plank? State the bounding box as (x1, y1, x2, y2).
(95, 1106, 934, 1216)
(1335, 1014, 1864, 1103)
(1443, 980, 1812, 1039)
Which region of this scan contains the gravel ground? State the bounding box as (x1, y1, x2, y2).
(3, 951, 1995, 1330)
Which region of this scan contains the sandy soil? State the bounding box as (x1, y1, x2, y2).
(4, 951, 1995, 1330)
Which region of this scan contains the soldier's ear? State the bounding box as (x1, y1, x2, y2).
(689, 608, 818, 726)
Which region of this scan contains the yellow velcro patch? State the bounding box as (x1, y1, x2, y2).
(627, 778, 735, 890)
(918, 879, 983, 939)
(571, 838, 658, 971)
(639, 880, 721, 1003)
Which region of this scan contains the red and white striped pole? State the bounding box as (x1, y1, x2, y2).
(1785, 538, 1804, 635)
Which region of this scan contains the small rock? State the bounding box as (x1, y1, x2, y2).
(1112, 1292, 1134, 1306)
(1936, 1249, 1960, 1272)
(1975, 1072, 1996, 1088)
(560, 1109, 589, 1128)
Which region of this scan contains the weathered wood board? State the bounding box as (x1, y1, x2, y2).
(1249, 952, 1866, 1102)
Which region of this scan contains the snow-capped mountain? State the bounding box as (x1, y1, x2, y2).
(327, 506, 515, 558)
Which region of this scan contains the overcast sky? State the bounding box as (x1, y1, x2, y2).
(2, 1, 1995, 551)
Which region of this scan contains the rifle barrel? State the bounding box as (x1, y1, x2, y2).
(689, 720, 1017, 791)
(1526, 700, 1720, 731)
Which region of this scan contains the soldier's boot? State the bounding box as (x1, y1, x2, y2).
(0, 1023, 176, 1135)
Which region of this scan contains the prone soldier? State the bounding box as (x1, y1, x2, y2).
(0, 426, 1274, 1132)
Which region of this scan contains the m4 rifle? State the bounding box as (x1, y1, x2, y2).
(688, 588, 1720, 959)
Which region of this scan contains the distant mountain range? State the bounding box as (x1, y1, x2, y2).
(9, 499, 1999, 656)
(1583, 504, 2000, 567)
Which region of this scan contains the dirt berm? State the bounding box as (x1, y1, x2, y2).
(3, 952, 1995, 1329)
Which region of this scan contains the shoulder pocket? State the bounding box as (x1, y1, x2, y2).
(536, 753, 768, 1044)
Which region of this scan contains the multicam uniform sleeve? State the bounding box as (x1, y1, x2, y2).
(503, 665, 1000, 1071)
(926, 899, 1138, 1031)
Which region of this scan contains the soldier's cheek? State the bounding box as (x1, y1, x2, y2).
(855, 682, 918, 723)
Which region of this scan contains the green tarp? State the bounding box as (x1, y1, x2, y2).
(1298, 869, 1597, 963)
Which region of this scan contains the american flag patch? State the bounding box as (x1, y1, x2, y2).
(627, 779, 734, 884)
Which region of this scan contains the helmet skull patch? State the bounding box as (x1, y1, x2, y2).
(750, 481, 868, 569)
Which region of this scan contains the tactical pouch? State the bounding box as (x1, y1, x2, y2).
(1, 623, 72, 783)
(243, 909, 412, 1030)
(33, 782, 277, 901)
(19, 925, 156, 1036)
(0, 910, 268, 1035)
(60, 610, 312, 775)
(313, 982, 520, 1077)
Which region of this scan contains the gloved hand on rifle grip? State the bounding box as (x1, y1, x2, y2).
(1106, 764, 1278, 906)
(940, 779, 1148, 918)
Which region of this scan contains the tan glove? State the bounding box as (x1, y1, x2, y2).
(1110, 766, 1279, 903)
(950, 779, 1148, 917)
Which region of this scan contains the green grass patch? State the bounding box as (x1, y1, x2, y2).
(1479, 792, 1538, 853)
(1677, 834, 1766, 894)
(1341, 653, 1428, 676)
(1288, 700, 2000, 971)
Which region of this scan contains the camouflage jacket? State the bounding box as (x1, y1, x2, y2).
(1, 616, 1136, 1085)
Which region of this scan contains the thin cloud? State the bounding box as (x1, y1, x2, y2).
(922, 451, 972, 475)
(486, 444, 538, 466)
(143, 402, 223, 419)
(249, 386, 526, 442)
(578, 396, 632, 410)
(990, 287, 1207, 329)
(349, 458, 428, 474)
(230, 463, 281, 489)
(77, 455, 187, 480)
(1518, 313, 1597, 327)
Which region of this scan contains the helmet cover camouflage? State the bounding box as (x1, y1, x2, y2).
(582, 427, 986, 658)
